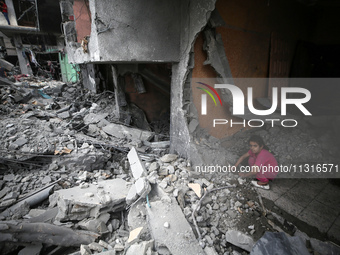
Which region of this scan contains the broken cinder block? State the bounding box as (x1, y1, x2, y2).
(52, 179, 128, 221)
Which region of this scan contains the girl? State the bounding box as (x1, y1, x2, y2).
(235, 135, 278, 190)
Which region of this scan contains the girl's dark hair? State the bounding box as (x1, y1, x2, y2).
(248, 135, 272, 152)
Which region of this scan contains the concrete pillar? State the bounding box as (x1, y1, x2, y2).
(81, 64, 96, 92)
(13, 35, 33, 75)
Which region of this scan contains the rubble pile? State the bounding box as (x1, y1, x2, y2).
(0, 78, 270, 254)
(1, 78, 339, 255)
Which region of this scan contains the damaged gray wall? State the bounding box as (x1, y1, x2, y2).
(64, 0, 180, 64)
(169, 0, 217, 163)
(61, 0, 221, 165)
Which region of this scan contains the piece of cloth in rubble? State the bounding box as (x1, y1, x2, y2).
(30, 50, 40, 67)
(248, 148, 278, 182)
(250, 232, 310, 255)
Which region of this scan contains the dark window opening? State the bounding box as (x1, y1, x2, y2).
(94, 63, 172, 139)
(13, 0, 37, 27)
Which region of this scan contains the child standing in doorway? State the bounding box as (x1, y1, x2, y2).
(234, 135, 278, 190)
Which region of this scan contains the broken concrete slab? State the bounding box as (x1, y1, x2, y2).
(26, 209, 46, 218)
(102, 123, 154, 142)
(78, 218, 109, 234)
(57, 110, 71, 119)
(88, 242, 105, 252)
(146, 190, 206, 255)
(126, 184, 139, 205)
(84, 112, 109, 125)
(127, 147, 147, 179)
(125, 240, 154, 255)
(0, 222, 99, 247)
(12, 137, 28, 147)
(0, 187, 11, 199)
(52, 179, 129, 221)
(3, 174, 15, 182)
(160, 154, 178, 163)
(18, 243, 43, 255)
(28, 207, 58, 223)
(135, 177, 151, 197)
(55, 149, 109, 171)
(0, 58, 14, 71)
(80, 244, 92, 255)
(1, 184, 56, 218)
(143, 140, 170, 148)
(204, 246, 219, 255)
(225, 229, 255, 252)
(127, 199, 149, 237)
(148, 162, 160, 172)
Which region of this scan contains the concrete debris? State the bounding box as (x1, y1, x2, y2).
(78, 218, 109, 234)
(0, 221, 100, 246)
(146, 191, 206, 255)
(126, 184, 139, 205)
(0, 78, 338, 255)
(149, 162, 160, 172)
(103, 123, 154, 142)
(80, 244, 92, 255)
(88, 242, 105, 252)
(135, 177, 151, 197)
(125, 240, 154, 255)
(18, 243, 43, 255)
(1, 183, 56, 218)
(143, 140, 170, 148)
(52, 179, 128, 221)
(204, 246, 219, 255)
(84, 112, 109, 125)
(225, 229, 255, 252)
(128, 147, 148, 179)
(160, 154, 178, 163)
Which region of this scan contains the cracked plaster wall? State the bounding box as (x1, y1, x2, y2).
(169, 0, 217, 165)
(61, 0, 220, 165)
(64, 0, 180, 64)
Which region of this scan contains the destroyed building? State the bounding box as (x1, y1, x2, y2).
(0, 0, 339, 254)
(59, 0, 340, 165)
(0, 0, 78, 82)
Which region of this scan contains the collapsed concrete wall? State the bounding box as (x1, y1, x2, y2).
(61, 0, 220, 166)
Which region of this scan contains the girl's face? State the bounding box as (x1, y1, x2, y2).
(249, 141, 263, 154)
